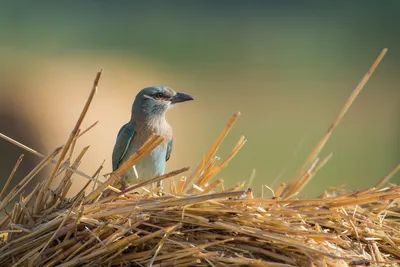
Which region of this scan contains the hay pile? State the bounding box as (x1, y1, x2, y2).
(1, 48, 399, 267)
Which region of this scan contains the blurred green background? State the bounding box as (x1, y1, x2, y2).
(0, 1, 398, 197)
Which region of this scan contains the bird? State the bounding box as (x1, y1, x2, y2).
(112, 86, 194, 189)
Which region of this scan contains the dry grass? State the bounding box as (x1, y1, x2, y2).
(0, 48, 399, 267)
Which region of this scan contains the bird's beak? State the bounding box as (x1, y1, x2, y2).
(170, 92, 194, 104)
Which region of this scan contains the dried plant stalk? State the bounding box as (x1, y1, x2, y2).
(282, 48, 388, 198)
(0, 154, 24, 199)
(34, 70, 102, 215)
(84, 134, 165, 204)
(184, 112, 241, 192)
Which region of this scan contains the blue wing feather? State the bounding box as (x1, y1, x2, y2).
(166, 138, 173, 161)
(112, 123, 135, 170)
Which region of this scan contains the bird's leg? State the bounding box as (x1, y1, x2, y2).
(120, 178, 127, 191)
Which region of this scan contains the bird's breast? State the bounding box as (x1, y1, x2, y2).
(123, 121, 171, 183)
(131, 142, 167, 181)
(136, 120, 172, 141)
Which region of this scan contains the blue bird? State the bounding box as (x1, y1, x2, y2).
(112, 86, 194, 189)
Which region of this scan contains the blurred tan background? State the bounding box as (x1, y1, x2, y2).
(0, 1, 398, 198)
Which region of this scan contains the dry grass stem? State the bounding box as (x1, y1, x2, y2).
(375, 163, 400, 189)
(35, 70, 102, 215)
(184, 112, 241, 193)
(0, 123, 106, 187)
(0, 154, 24, 200)
(282, 48, 388, 198)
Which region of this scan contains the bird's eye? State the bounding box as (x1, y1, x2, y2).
(153, 92, 164, 99)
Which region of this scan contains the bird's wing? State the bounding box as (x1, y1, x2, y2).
(112, 123, 135, 171)
(166, 138, 173, 161)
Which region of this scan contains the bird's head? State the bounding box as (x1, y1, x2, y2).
(131, 86, 194, 120)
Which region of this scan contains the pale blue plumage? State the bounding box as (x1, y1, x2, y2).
(112, 122, 135, 171)
(112, 86, 193, 188)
